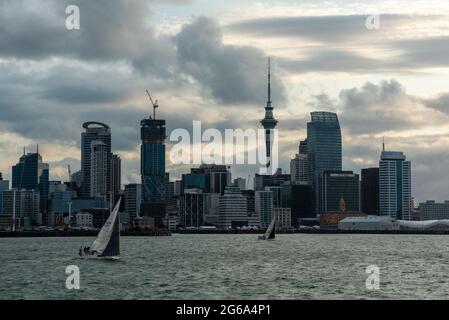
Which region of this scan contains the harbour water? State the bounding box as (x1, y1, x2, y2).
(1, 234, 449, 300)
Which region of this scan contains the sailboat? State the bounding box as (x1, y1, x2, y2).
(258, 215, 276, 240)
(81, 197, 122, 260)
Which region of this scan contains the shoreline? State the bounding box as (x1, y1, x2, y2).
(1, 229, 449, 237)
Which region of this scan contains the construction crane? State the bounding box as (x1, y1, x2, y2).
(146, 90, 159, 119)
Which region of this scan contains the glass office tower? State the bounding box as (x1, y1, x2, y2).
(306, 112, 342, 214)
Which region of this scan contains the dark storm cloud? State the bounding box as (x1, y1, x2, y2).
(174, 16, 287, 106)
(0, 0, 179, 80)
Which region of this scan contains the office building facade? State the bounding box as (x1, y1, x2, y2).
(379, 151, 412, 220)
(218, 186, 248, 228)
(318, 171, 360, 214)
(255, 190, 273, 229)
(306, 112, 342, 214)
(140, 115, 167, 226)
(81, 122, 112, 199)
(419, 200, 449, 220)
(361, 168, 379, 215)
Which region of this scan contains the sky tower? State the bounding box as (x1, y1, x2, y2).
(260, 57, 278, 169)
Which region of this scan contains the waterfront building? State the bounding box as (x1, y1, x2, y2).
(418, 200, 449, 220)
(218, 186, 248, 229)
(124, 184, 142, 222)
(318, 171, 360, 214)
(255, 190, 273, 229)
(274, 207, 292, 230)
(181, 189, 205, 228)
(320, 196, 367, 229)
(81, 122, 112, 199)
(75, 212, 93, 228)
(338, 215, 399, 231)
(282, 182, 315, 227)
(361, 168, 379, 215)
(1, 189, 40, 228)
(379, 150, 412, 220)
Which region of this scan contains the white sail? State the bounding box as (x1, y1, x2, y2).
(90, 197, 122, 257)
(263, 215, 276, 239)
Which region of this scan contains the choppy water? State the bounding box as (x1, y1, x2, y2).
(1, 234, 449, 299)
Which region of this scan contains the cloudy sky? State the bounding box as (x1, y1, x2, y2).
(1, 0, 449, 203)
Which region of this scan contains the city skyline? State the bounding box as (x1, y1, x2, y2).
(1, 1, 449, 203)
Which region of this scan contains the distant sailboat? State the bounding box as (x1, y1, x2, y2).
(82, 197, 122, 260)
(258, 215, 276, 240)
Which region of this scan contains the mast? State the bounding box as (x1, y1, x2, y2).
(267, 57, 271, 105)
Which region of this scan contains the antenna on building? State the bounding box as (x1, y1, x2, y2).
(23, 146, 26, 156)
(267, 57, 271, 103)
(36, 144, 39, 154)
(382, 136, 385, 152)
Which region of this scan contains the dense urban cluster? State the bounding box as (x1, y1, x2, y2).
(1, 63, 448, 233)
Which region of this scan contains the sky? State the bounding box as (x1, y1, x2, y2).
(1, 0, 449, 203)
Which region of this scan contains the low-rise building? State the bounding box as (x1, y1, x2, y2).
(418, 200, 449, 220)
(338, 216, 400, 231)
(75, 213, 93, 228)
(274, 207, 292, 230)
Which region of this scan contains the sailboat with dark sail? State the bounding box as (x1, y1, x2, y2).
(258, 214, 276, 240)
(81, 197, 122, 260)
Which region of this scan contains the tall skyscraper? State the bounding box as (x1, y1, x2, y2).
(81, 122, 111, 199)
(90, 141, 108, 198)
(140, 113, 167, 227)
(379, 150, 412, 220)
(111, 154, 121, 197)
(306, 112, 342, 214)
(361, 168, 380, 215)
(12, 149, 49, 221)
(260, 57, 278, 170)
